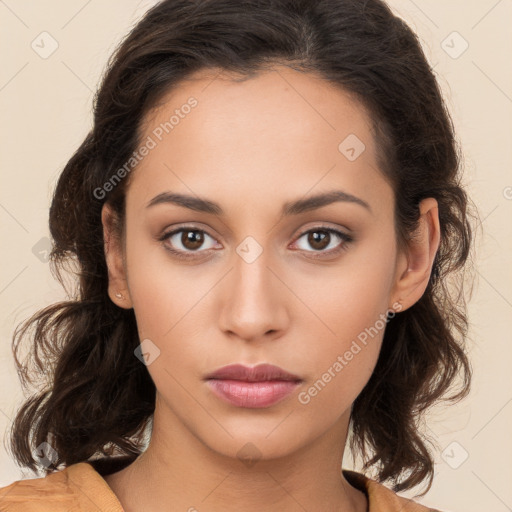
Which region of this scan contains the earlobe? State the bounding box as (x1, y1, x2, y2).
(101, 203, 133, 309)
(390, 198, 441, 312)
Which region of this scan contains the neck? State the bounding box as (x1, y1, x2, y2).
(104, 399, 368, 512)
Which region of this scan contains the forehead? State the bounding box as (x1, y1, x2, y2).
(140, 65, 375, 148)
(128, 65, 392, 217)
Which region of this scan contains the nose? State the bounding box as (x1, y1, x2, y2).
(217, 248, 289, 343)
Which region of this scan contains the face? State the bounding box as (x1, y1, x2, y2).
(105, 65, 409, 461)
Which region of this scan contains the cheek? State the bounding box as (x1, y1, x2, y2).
(296, 295, 387, 418)
(124, 226, 197, 334)
(297, 242, 396, 401)
(304, 239, 395, 340)
(124, 231, 221, 386)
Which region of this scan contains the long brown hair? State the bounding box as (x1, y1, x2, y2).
(7, 0, 477, 495)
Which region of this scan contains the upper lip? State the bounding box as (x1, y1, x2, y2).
(205, 363, 302, 382)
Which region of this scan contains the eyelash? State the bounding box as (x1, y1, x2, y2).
(158, 224, 353, 261)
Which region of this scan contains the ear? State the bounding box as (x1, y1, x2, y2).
(389, 197, 441, 313)
(101, 203, 133, 309)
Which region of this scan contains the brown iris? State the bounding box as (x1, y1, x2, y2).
(181, 230, 205, 250)
(307, 230, 330, 251)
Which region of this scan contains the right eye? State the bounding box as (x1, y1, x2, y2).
(160, 227, 220, 259)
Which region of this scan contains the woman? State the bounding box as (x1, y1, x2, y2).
(0, 0, 474, 510)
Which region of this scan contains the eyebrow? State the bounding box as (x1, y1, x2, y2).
(145, 189, 371, 216)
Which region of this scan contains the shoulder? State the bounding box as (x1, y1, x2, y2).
(342, 469, 445, 512)
(0, 462, 124, 512)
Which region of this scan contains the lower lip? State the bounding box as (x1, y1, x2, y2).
(206, 379, 301, 408)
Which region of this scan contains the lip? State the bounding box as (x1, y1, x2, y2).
(205, 363, 302, 382)
(205, 363, 302, 408)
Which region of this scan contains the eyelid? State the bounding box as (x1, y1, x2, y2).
(293, 222, 352, 240)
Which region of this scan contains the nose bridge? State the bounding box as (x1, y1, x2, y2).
(232, 236, 278, 309)
(218, 234, 288, 339)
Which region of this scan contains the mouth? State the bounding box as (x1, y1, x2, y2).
(205, 363, 303, 408)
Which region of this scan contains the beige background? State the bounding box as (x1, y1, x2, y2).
(1, 1, 511, 511)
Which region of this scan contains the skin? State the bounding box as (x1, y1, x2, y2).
(101, 65, 440, 512)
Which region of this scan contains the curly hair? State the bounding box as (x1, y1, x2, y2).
(7, 0, 477, 496)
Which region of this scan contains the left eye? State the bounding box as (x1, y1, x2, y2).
(293, 228, 352, 255)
